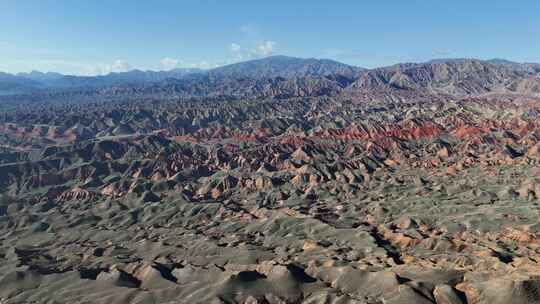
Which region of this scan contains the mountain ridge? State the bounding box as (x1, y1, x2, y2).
(1, 56, 539, 99)
(4, 56, 539, 80)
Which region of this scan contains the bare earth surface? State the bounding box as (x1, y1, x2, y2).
(2, 58, 540, 303)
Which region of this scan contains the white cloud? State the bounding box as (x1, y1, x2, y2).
(237, 25, 276, 57)
(112, 60, 131, 72)
(256, 41, 275, 56)
(82, 60, 132, 76)
(228, 43, 245, 62)
(185, 60, 220, 69)
(7, 41, 280, 75)
(225, 40, 277, 64)
(5, 58, 137, 76)
(159, 57, 221, 71)
(229, 43, 241, 53)
(160, 57, 180, 70)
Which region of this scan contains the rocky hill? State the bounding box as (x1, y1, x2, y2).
(210, 55, 364, 79)
(347, 59, 540, 100)
(2, 58, 540, 303)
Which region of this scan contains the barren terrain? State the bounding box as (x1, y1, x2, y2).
(1, 57, 540, 303)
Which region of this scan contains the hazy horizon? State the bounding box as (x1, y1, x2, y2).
(3, 55, 540, 78)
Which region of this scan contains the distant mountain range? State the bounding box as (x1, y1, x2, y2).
(1, 55, 539, 100)
(0, 72, 41, 95)
(0, 68, 205, 95)
(0, 56, 363, 94)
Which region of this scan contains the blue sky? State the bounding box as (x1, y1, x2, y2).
(1, 0, 539, 75)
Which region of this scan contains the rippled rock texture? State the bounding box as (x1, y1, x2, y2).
(2, 59, 540, 303)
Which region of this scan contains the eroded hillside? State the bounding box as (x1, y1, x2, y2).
(2, 83, 540, 303)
